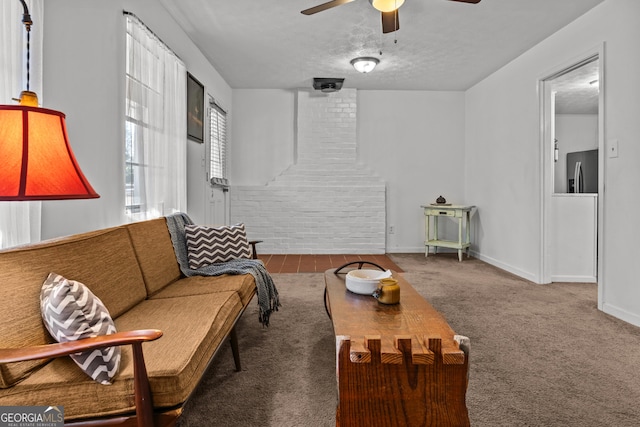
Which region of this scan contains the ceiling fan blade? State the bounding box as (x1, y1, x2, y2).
(381, 10, 399, 33)
(301, 0, 357, 15)
(448, 0, 481, 3)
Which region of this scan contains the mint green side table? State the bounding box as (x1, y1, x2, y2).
(421, 205, 475, 262)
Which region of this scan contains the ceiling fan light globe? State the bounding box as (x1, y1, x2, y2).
(351, 57, 380, 73)
(369, 0, 405, 13)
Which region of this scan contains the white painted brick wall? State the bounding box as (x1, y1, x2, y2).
(230, 89, 386, 254)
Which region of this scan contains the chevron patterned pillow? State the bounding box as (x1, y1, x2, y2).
(185, 223, 252, 269)
(40, 273, 121, 385)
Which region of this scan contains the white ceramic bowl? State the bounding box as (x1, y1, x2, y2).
(345, 269, 392, 295)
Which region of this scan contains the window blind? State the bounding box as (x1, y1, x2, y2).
(209, 98, 228, 187)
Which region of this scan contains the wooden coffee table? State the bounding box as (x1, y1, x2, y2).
(324, 267, 470, 427)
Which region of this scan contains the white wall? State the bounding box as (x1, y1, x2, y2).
(231, 90, 466, 253)
(41, 0, 231, 238)
(230, 90, 295, 186)
(358, 91, 466, 253)
(465, 0, 640, 325)
(549, 194, 598, 282)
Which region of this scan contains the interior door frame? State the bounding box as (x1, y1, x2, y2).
(538, 44, 605, 306)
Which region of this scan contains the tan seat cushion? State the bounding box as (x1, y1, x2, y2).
(0, 292, 242, 420)
(150, 274, 256, 306)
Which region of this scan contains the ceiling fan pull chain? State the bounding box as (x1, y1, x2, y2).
(394, 0, 399, 42)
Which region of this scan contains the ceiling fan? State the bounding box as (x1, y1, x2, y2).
(301, 0, 481, 34)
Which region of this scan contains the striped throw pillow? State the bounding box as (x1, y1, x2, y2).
(185, 223, 252, 269)
(40, 273, 121, 385)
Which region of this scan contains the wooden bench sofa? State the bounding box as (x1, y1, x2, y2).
(0, 217, 259, 426)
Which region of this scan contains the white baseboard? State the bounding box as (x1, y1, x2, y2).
(602, 303, 640, 328)
(387, 246, 425, 253)
(387, 246, 466, 255)
(550, 274, 597, 283)
(469, 250, 538, 283)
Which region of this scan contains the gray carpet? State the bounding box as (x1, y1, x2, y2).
(176, 253, 640, 427)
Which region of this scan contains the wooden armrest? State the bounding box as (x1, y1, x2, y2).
(0, 329, 163, 427)
(249, 240, 263, 259)
(0, 329, 163, 363)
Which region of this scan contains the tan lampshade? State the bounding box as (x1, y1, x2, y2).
(369, 0, 405, 13)
(0, 93, 99, 201)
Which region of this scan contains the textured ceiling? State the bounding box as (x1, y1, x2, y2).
(159, 0, 604, 110)
(552, 58, 600, 115)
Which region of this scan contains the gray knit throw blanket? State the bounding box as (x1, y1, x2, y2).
(165, 212, 280, 327)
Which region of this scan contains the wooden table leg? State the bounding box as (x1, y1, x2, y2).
(336, 336, 469, 427)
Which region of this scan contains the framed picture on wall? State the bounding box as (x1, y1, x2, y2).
(187, 72, 204, 143)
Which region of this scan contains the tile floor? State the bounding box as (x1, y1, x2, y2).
(258, 254, 403, 274)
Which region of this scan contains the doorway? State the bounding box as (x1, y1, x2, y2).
(540, 48, 604, 293)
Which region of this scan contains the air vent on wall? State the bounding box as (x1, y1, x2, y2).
(313, 78, 345, 93)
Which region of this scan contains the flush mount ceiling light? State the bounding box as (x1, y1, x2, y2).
(369, 0, 405, 13)
(350, 57, 380, 74)
(0, 0, 99, 201)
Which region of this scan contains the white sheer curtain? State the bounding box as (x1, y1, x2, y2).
(0, 0, 43, 248)
(125, 14, 187, 221)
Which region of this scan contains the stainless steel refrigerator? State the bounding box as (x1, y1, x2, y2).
(567, 149, 598, 193)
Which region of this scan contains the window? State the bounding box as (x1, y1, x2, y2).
(0, 0, 43, 249)
(125, 13, 187, 220)
(209, 97, 228, 187)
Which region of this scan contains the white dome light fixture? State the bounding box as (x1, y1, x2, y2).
(350, 57, 380, 74)
(369, 0, 405, 13)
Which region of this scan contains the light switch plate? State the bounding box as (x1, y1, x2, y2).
(608, 139, 619, 158)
